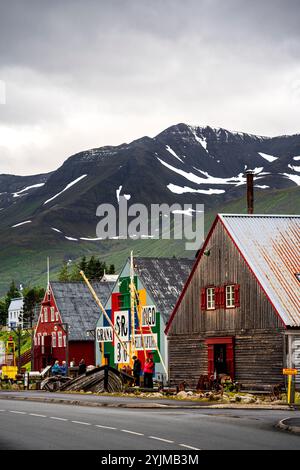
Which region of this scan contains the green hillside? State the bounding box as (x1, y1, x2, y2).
(0, 185, 299, 297)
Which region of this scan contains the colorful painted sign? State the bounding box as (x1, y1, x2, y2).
(142, 305, 156, 327)
(114, 310, 130, 364)
(96, 326, 113, 342)
(134, 334, 157, 351)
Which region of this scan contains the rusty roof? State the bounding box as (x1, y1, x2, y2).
(219, 214, 300, 327)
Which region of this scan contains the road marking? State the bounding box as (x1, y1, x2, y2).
(29, 413, 47, 418)
(50, 417, 68, 421)
(179, 444, 201, 450)
(9, 410, 26, 415)
(95, 424, 117, 430)
(71, 420, 91, 426)
(121, 429, 144, 436)
(149, 436, 174, 444)
(0, 410, 6, 412)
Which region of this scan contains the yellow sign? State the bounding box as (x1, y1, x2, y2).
(283, 368, 298, 375)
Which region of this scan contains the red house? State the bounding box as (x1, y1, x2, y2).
(33, 281, 114, 371)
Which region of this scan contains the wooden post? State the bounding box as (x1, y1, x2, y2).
(80, 270, 128, 355)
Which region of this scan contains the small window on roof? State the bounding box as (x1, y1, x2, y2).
(296, 273, 300, 282)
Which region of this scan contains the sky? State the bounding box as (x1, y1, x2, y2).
(0, 0, 299, 176)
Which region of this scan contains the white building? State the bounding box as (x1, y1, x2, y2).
(7, 297, 24, 330)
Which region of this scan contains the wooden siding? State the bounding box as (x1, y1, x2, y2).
(168, 219, 286, 388)
(168, 220, 284, 336)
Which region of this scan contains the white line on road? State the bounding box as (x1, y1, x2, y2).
(149, 436, 174, 444)
(121, 429, 144, 436)
(71, 421, 91, 426)
(9, 410, 26, 414)
(95, 424, 117, 430)
(50, 417, 68, 421)
(179, 444, 201, 450)
(29, 413, 47, 418)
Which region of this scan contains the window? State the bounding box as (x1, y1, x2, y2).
(37, 333, 41, 346)
(50, 307, 55, 322)
(58, 331, 63, 348)
(207, 287, 215, 310)
(55, 312, 59, 322)
(43, 307, 48, 322)
(226, 285, 235, 308)
(63, 335, 66, 347)
(52, 332, 57, 348)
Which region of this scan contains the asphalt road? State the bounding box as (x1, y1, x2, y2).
(0, 398, 300, 450)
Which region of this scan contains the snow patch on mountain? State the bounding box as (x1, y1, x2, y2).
(167, 184, 225, 195)
(188, 126, 207, 150)
(44, 174, 87, 205)
(116, 185, 122, 203)
(288, 164, 300, 172)
(165, 145, 184, 163)
(258, 152, 278, 162)
(13, 183, 45, 198)
(80, 237, 103, 241)
(282, 173, 300, 186)
(65, 236, 78, 241)
(293, 156, 300, 161)
(12, 220, 32, 228)
(51, 227, 62, 233)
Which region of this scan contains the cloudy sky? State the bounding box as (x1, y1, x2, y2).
(0, 0, 299, 175)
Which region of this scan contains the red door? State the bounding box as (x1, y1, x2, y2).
(205, 337, 235, 379)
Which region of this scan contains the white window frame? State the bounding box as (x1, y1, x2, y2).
(58, 331, 63, 348)
(206, 287, 215, 310)
(63, 335, 66, 347)
(55, 311, 59, 322)
(50, 307, 55, 322)
(37, 333, 41, 346)
(43, 307, 48, 323)
(226, 285, 235, 308)
(52, 331, 57, 348)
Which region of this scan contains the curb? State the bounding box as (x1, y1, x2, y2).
(0, 394, 292, 411)
(276, 418, 300, 435)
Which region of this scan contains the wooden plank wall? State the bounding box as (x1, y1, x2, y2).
(168, 219, 286, 388)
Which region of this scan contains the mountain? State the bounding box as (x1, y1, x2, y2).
(0, 123, 299, 295)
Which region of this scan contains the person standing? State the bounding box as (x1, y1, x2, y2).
(143, 354, 155, 388)
(78, 358, 86, 375)
(132, 355, 141, 386)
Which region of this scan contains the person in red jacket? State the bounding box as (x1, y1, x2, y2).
(143, 354, 155, 388)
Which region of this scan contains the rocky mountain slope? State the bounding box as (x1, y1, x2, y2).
(0, 123, 299, 294)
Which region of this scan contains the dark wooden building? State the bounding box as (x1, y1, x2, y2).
(34, 281, 114, 371)
(166, 214, 300, 390)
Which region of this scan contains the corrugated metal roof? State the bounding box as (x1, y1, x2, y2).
(219, 214, 300, 327)
(50, 281, 114, 340)
(134, 257, 195, 324)
(9, 298, 23, 311)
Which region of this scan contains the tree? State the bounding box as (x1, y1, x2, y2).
(23, 287, 45, 327)
(69, 263, 81, 281)
(109, 264, 115, 274)
(0, 299, 6, 326)
(78, 256, 87, 273)
(58, 261, 70, 281)
(5, 280, 21, 311)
